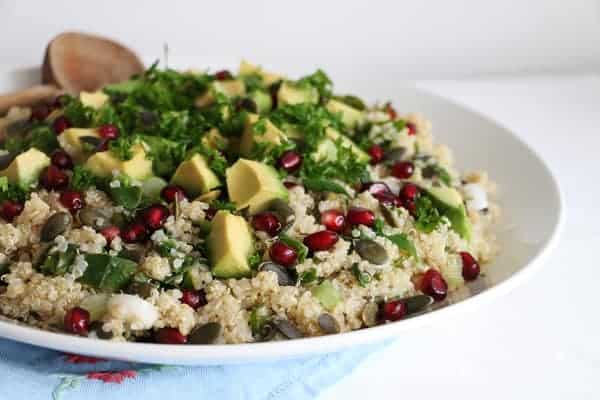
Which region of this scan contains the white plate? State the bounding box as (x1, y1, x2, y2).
(0, 70, 563, 365)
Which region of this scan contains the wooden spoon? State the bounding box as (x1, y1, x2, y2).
(0, 32, 144, 113)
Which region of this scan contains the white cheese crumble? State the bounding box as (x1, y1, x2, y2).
(106, 294, 159, 331)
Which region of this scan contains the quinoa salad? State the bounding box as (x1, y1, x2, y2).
(0, 61, 499, 344)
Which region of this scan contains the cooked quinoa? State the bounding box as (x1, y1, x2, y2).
(0, 61, 499, 344)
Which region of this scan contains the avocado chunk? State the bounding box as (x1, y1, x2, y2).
(171, 154, 220, 198)
(277, 82, 319, 106)
(248, 90, 273, 114)
(424, 185, 472, 241)
(208, 210, 254, 278)
(313, 128, 369, 162)
(201, 128, 229, 151)
(0, 148, 50, 189)
(195, 79, 246, 108)
(240, 114, 287, 156)
(311, 280, 341, 311)
(226, 158, 288, 215)
(238, 60, 282, 86)
(79, 91, 109, 109)
(182, 265, 205, 290)
(326, 99, 364, 128)
(85, 143, 153, 181)
(58, 128, 101, 163)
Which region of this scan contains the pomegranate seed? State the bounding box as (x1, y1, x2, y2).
(346, 207, 375, 227)
(320, 209, 346, 232)
(385, 103, 397, 120)
(368, 144, 384, 165)
(382, 300, 407, 321)
(64, 307, 90, 336)
(181, 289, 207, 310)
(50, 149, 74, 170)
(278, 151, 302, 173)
(406, 122, 417, 136)
(421, 269, 448, 301)
(52, 94, 68, 108)
(362, 182, 392, 197)
(143, 205, 170, 231)
(303, 230, 339, 252)
(283, 181, 298, 189)
(59, 190, 84, 212)
(121, 222, 147, 243)
(98, 124, 119, 140)
(30, 104, 51, 121)
(204, 208, 217, 221)
(155, 327, 187, 344)
(214, 70, 233, 81)
(100, 226, 121, 244)
(376, 192, 402, 208)
(160, 185, 187, 203)
(40, 165, 69, 190)
(391, 161, 415, 179)
(0, 200, 24, 222)
(460, 251, 481, 281)
(252, 212, 282, 236)
(52, 116, 71, 134)
(400, 183, 419, 202)
(269, 241, 298, 267)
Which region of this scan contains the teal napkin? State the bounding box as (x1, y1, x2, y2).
(0, 338, 383, 400)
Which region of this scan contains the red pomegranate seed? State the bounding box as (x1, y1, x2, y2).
(460, 251, 481, 281)
(160, 185, 187, 203)
(98, 124, 119, 140)
(421, 269, 448, 301)
(121, 222, 147, 243)
(400, 183, 419, 202)
(303, 230, 339, 252)
(59, 190, 84, 212)
(50, 149, 74, 170)
(269, 241, 298, 267)
(368, 144, 384, 165)
(391, 161, 415, 179)
(100, 226, 121, 244)
(214, 70, 233, 81)
(283, 181, 298, 189)
(362, 182, 392, 198)
(204, 208, 217, 221)
(320, 209, 346, 232)
(0, 200, 24, 222)
(64, 307, 90, 336)
(181, 289, 207, 310)
(278, 151, 302, 173)
(40, 165, 69, 190)
(52, 116, 71, 134)
(376, 192, 402, 208)
(385, 103, 397, 120)
(346, 207, 375, 227)
(252, 212, 282, 236)
(406, 122, 417, 136)
(52, 94, 68, 108)
(30, 104, 51, 121)
(143, 205, 170, 231)
(155, 327, 187, 344)
(382, 300, 407, 321)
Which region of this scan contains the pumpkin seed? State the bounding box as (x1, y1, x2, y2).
(273, 318, 303, 339)
(259, 322, 277, 342)
(318, 313, 340, 334)
(258, 261, 295, 286)
(31, 242, 52, 267)
(384, 147, 406, 163)
(421, 165, 437, 179)
(5, 119, 31, 136)
(79, 135, 103, 148)
(0, 153, 15, 170)
(188, 322, 222, 344)
(125, 282, 156, 299)
(268, 199, 295, 230)
(354, 239, 388, 265)
(89, 321, 113, 340)
(78, 207, 111, 230)
(380, 204, 399, 227)
(110, 212, 127, 228)
(362, 302, 379, 327)
(40, 212, 72, 242)
(119, 245, 146, 263)
(403, 295, 433, 314)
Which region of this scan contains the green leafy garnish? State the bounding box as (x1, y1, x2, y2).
(372, 218, 385, 236)
(62, 96, 95, 127)
(279, 234, 308, 263)
(249, 305, 270, 336)
(4, 125, 58, 155)
(39, 245, 78, 276)
(156, 239, 177, 257)
(108, 136, 137, 161)
(248, 252, 262, 269)
(414, 195, 442, 233)
(79, 254, 137, 292)
(0, 176, 28, 203)
(109, 182, 143, 210)
(298, 268, 317, 285)
(297, 69, 332, 101)
(302, 177, 348, 195)
(70, 166, 101, 191)
(386, 233, 418, 260)
(351, 263, 371, 287)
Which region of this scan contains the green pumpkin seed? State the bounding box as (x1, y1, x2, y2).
(318, 313, 340, 334)
(40, 212, 72, 242)
(403, 295, 433, 314)
(259, 322, 277, 342)
(89, 321, 113, 340)
(354, 239, 388, 265)
(362, 302, 379, 327)
(0, 153, 15, 170)
(125, 282, 156, 299)
(259, 261, 295, 286)
(380, 204, 399, 227)
(5, 120, 31, 136)
(273, 318, 303, 339)
(189, 322, 222, 344)
(384, 147, 406, 163)
(79, 136, 103, 148)
(119, 245, 146, 263)
(268, 199, 295, 230)
(78, 207, 111, 230)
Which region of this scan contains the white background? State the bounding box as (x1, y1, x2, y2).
(2, 1, 600, 398)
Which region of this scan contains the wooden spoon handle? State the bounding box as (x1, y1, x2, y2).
(0, 84, 61, 114)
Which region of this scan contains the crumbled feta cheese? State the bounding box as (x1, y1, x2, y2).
(463, 183, 488, 211)
(106, 294, 159, 331)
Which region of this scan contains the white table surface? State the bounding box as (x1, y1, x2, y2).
(322, 75, 600, 400)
